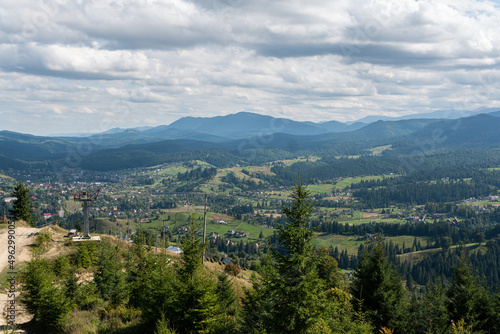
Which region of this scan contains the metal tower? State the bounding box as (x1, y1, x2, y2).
(72, 189, 101, 239)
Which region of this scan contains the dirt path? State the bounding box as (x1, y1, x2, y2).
(0, 226, 40, 328)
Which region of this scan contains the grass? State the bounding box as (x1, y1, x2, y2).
(312, 234, 429, 256)
(0, 173, 14, 181)
(130, 211, 275, 243)
(334, 175, 387, 190)
(0, 261, 28, 290)
(398, 243, 480, 264)
(305, 184, 335, 195)
(366, 145, 392, 156)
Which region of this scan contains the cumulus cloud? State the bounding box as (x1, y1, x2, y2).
(0, 0, 500, 135)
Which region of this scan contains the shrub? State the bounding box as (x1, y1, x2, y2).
(224, 262, 241, 276)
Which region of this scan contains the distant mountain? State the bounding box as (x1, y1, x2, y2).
(356, 107, 500, 123)
(312, 118, 440, 145)
(5, 112, 500, 172)
(0, 131, 70, 161)
(49, 126, 154, 137)
(401, 114, 500, 149)
(315, 120, 367, 132)
(165, 112, 330, 138)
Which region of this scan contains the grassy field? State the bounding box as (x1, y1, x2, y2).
(122, 211, 276, 243)
(278, 157, 320, 166)
(366, 145, 392, 156)
(0, 261, 28, 290)
(334, 175, 387, 190)
(313, 234, 429, 256)
(0, 174, 14, 181)
(398, 243, 480, 264)
(305, 184, 335, 195)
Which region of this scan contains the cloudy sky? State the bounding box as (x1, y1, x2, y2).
(1, 0, 499, 135)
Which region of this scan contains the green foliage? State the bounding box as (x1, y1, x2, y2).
(167, 218, 222, 333)
(20, 258, 71, 329)
(155, 315, 177, 334)
(53, 256, 71, 277)
(406, 279, 449, 334)
(243, 180, 371, 333)
(316, 247, 342, 289)
(177, 219, 206, 281)
(350, 241, 407, 331)
(34, 231, 52, 253)
(10, 180, 35, 226)
(224, 262, 240, 276)
(94, 242, 128, 305)
(449, 319, 473, 334)
(75, 242, 97, 269)
(446, 256, 493, 332)
(441, 236, 453, 251)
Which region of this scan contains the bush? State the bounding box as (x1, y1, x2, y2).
(34, 231, 52, 253)
(224, 262, 241, 276)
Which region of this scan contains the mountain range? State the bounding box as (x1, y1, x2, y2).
(1, 110, 500, 171)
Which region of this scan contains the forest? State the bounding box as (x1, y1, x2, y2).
(16, 182, 500, 334)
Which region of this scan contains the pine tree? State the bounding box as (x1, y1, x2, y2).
(350, 240, 407, 332)
(168, 217, 224, 334)
(10, 181, 35, 226)
(243, 180, 372, 333)
(94, 242, 128, 305)
(446, 255, 493, 332)
(20, 258, 71, 328)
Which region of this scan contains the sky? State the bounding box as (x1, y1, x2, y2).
(1, 0, 500, 136)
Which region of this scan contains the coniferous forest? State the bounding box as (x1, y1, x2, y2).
(13, 181, 500, 334)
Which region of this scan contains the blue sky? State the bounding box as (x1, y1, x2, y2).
(1, 0, 500, 135)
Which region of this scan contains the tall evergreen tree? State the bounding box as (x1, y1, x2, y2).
(243, 180, 371, 333)
(446, 255, 493, 332)
(94, 242, 128, 305)
(350, 241, 407, 332)
(167, 217, 230, 334)
(20, 258, 71, 329)
(10, 180, 35, 226)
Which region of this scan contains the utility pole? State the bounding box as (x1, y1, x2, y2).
(203, 194, 207, 245)
(202, 193, 207, 262)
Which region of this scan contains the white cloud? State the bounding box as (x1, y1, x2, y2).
(1, 0, 500, 135)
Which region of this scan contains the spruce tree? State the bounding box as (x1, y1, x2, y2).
(350, 240, 407, 332)
(20, 258, 71, 329)
(167, 217, 225, 334)
(446, 255, 493, 332)
(10, 181, 35, 226)
(94, 242, 128, 305)
(243, 180, 372, 333)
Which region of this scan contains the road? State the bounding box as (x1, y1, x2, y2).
(59, 199, 64, 218)
(0, 226, 39, 328)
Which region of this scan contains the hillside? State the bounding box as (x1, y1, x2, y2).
(3, 112, 500, 171)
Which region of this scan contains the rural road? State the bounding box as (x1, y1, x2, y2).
(0, 225, 39, 327)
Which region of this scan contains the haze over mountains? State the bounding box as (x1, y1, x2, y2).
(1, 110, 500, 171)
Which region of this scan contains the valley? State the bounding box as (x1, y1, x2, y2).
(3, 111, 500, 332)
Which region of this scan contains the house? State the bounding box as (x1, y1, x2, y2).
(227, 230, 235, 235)
(2, 197, 16, 203)
(43, 213, 52, 220)
(166, 246, 183, 254)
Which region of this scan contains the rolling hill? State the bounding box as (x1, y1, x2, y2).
(2, 112, 500, 171)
